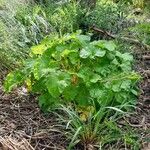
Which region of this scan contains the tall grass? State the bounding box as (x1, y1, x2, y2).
(0, 0, 53, 70)
(0, 0, 30, 70)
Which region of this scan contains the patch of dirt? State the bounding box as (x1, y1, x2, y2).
(0, 79, 67, 150)
(129, 51, 150, 149)
(131, 51, 150, 125)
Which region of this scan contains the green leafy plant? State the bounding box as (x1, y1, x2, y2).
(4, 31, 140, 110)
(49, 1, 84, 35)
(84, 1, 134, 34)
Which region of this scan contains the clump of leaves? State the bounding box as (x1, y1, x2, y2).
(130, 23, 150, 46)
(49, 1, 84, 35)
(4, 31, 140, 110)
(84, 1, 134, 34)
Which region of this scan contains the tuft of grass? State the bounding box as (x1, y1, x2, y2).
(56, 105, 141, 150)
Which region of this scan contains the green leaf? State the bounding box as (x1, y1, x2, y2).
(63, 85, 78, 101)
(116, 52, 133, 62)
(76, 84, 90, 106)
(31, 44, 47, 55)
(92, 40, 116, 51)
(112, 82, 121, 92)
(33, 61, 41, 80)
(24, 59, 36, 72)
(77, 67, 91, 82)
(122, 53, 133, 61)
(61, 49, 77, 57)
(33, 56, 51, 80)
(4, 71, 25, 92)
(68, 52, 79, 64)
(116, 51, 122, 58)
(121, 80, 131, 90)
(115, 92, 128, 103)
(46, 72, 70, 98)
(94, 49, 106, 57)
(90, 74, 102, 83)
(56, 45, 68, 51)
(80, 47, 91, 58)
(76, 34, 91, 45)
(104, 41, 116, 51)
(120, 62, 131, 71)
(32, 77, 46, 93)
(58, 80, 68, 93)
(112, 58, 119, 65)
(46, 75, 60, 98)
(38, 93, 49, 108)
(90, 88, 104, 99)
(38, 92, 57, 110)
(131, 89, 138, 96)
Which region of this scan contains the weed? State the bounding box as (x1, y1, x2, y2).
(4, 31, 140, 111)
(57, 106, 141, 150)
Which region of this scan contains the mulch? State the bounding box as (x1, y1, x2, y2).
(0, 50, 150, 150)
(128, 51, 150, 150)
(0, 78, 67, 150)
(130, 51, 150, 127)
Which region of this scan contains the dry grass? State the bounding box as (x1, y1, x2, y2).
(0, 136, 34, 150)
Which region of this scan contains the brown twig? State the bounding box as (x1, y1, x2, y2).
(91, 26, 150, 50)
(91, 26, 115, 39)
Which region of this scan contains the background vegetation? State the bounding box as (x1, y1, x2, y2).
(1, 0, 150, 149)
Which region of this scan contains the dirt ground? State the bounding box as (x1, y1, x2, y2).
(0, 50, 150, 150)
(0, 78, 67, 149)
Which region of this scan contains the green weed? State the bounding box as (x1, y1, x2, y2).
(56, 106, 141, 150)
(4, 31, 140, 110)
